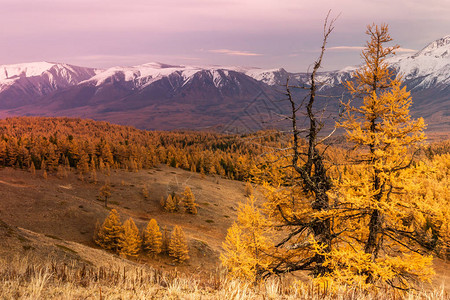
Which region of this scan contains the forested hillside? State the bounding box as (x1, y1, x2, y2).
(0, 116, 448, 179)
(0, 117, 281, 181)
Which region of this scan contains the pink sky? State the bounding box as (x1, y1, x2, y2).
(0, 0, 448, 71)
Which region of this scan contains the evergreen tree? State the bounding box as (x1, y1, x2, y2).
(168, 226, 189, 263)
(143, 219, 162, 257)
(95, 209, 124, 253)
(182, 186, 197, 214)
(120, 218, 142, 257)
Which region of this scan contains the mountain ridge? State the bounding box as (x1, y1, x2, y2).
(0, 35, 448, 131)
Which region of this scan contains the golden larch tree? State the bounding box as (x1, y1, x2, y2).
(143, 218, 162, 257)
(333, 23, 440, 288)
(168, 226, 189, 263)
(246, 13, 338, 280)
(244, 181, 253, 197)
(173, 193, 181, 211)
(164, 194, 177, 212)
(95, 209, 124, 253)
(182, 186, 197, 214)
(120, 217, 142, 257)
(220, 197, 273, 283)
(77, 149, 90, 180)
(29, 161, 36, 175)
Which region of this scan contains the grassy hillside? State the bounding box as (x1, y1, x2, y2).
(0, 166, 448, 299)
(0, 165, 252, 271)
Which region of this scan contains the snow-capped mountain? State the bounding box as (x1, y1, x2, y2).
(0, 35, 448, 131)
(241, 36, 449, 131)
(248, 36, 450, 91)
(0, 62, 98, 108)
(389, 35, 450, 90)
(3, 62, 273, 130)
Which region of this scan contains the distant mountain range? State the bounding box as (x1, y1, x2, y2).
(0, 36, 448, 131)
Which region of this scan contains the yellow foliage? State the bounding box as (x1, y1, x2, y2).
(164, 194, 177, 212)
(332, 24, 440, 288)
(99, 183, 111, 208)
(182, 187, 197, 215)
(95, 209, 124, 253)
(143, 219, 162, 256)
(220, 197, 273, 283)
(120, 218, 142, 257)
(169, 226, 189, 263)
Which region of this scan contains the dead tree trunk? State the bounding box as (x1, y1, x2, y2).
(268, 12, 338, 277)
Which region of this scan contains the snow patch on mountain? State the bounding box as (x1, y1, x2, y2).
(0, 62, 57, 80)
(245, 68, 287, 86)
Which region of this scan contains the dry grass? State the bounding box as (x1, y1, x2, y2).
(0, 255, 447, 300)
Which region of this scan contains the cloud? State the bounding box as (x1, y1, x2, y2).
(328, 46, 417, 53)
(397, 48, 417, 52)
(208, 49, 262, 56)
(328, 46, 365, 51)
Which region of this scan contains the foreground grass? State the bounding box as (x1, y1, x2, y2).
(0, 256, 448, 299)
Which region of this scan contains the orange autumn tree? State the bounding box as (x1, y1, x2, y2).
(120, 218, 142, 257)
(94, 209, 124, 253)
(143, 219, 163, 257)
(220, 197, 273, 283)
(168, 226, 190, 263)
(329, 23, 446, 289)
(182, 186, 197, 215)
